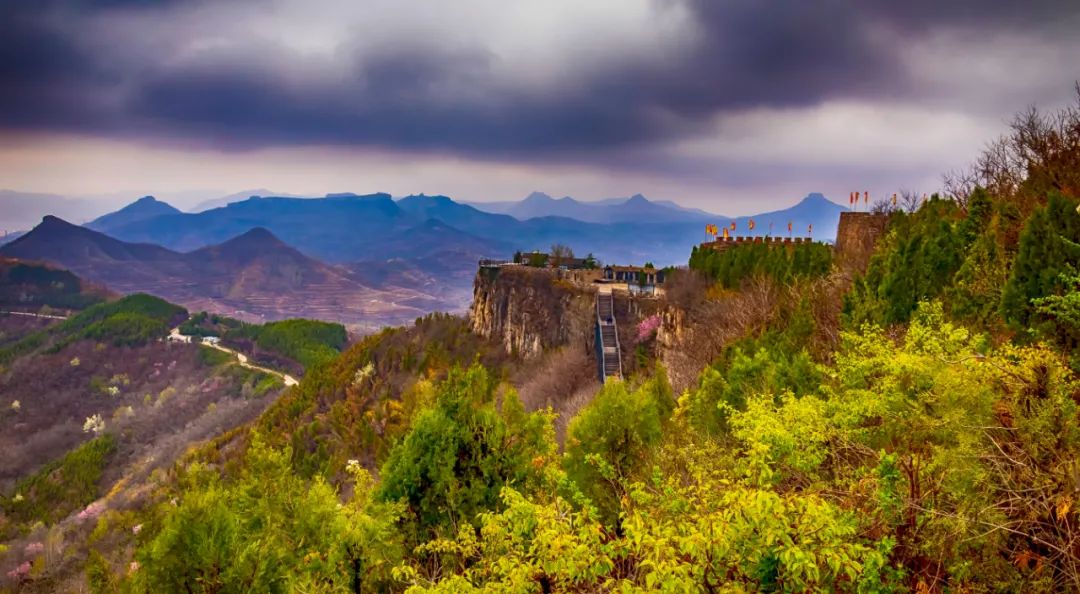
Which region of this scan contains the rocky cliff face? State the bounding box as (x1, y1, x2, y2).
(469, 266, 595, 358)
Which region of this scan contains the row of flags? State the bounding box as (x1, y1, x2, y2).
(705, 220, 812, 239)
(850, 191, 930, 210)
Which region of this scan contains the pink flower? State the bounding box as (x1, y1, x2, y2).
(636, 314, 661, 342)
(24, 542, 44, 555)
(128, 561, 140, 574)
(77, 501, 105, 522)
(132, 524, 142, 535)
(6, 561, 31, 580)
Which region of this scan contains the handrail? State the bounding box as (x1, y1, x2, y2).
(610, 296, 622, 379)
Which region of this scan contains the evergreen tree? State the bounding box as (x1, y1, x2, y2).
(1001, 193, 1080, 330)
(376, 364, 555, 539)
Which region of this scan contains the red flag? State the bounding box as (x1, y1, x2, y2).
(787, 221, 792, 233)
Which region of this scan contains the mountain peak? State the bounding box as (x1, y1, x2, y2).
(236, 226, 278, 240)
(120, 195, 178, 212)
(799, 192, 830, 204)
(87, 195, 181, 232)
(625, 193, 650, 205)
(221, 226, 288, 249)
(191, 226, 303, 264)
(524, 191, 553, 203)
(41, 214, 69, 226)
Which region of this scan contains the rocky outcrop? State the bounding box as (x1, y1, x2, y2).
(469, 266, 595, 358)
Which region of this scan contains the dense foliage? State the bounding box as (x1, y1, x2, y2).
(59, 294, 186, 347)
(240, 318, 348, 368)
(177, 311, 243, 338)
(0, 261, 106, 311)
(846, 197, 969, 325)
(1, 435, 116, 534)
(131, 440, 403, 593)
(376, 364, 554, 541)
(689, 241, 833, 289)
(1001, 194, 1080, 333)
(0, 293, 185, 364)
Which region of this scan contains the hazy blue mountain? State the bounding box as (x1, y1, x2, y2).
(0, 217, 441, 326)
(0, 190, 115, 232)
(86, 196, 181, 234)
(396, 194, 521, 234)
(467, 191, 721, 224)
(88, 190, 848, 270)
(652, 199, 720, 218)
(717, 193, 848, 241)
(190, 188, 304, 213)
(14, 190, 850, 323)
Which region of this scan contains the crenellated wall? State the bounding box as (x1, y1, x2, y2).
(700, 235, 814, 252)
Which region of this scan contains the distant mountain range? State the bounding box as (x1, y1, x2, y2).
(190, 188, 306, 213)
(0, 190, 848, 327)
(82, 191, 845, 265)
(0, 216, 441, 328)
(467, 192, 723, 224)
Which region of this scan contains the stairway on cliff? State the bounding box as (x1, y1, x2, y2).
(596, 292, 621, 382)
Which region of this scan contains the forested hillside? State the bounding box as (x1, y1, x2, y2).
(5, 93, 1080, 593)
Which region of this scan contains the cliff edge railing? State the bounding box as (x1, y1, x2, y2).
(595, 291, 622, 382)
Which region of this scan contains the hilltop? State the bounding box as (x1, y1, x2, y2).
(85, 196, 181, 234)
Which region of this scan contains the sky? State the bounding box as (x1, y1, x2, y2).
(1, 0, 1079, 214)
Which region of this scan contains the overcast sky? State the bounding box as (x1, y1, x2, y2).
(1, 0, 1078, 213)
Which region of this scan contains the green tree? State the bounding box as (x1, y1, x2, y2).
(1001, 193, 1080, 330)
(132, 439, 402, 593)
(376, 364, 555, 540)
(563, 370, 671, 526)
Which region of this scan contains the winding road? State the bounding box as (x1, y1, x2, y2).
(169, 327, 299, 387)
(0, 310, 69, 320)
(1, 310, 299, 388)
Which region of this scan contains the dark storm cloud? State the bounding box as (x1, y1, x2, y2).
(0, 0, 1077, 156)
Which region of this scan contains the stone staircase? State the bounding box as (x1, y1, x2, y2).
(595, 292, 622, 382)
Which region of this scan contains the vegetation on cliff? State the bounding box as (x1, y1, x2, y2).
(689, 240, 833, 289)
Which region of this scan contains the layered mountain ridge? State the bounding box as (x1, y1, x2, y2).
(0, 217, 439, 328)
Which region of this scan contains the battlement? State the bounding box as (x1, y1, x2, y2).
(700, 235, 814, 252)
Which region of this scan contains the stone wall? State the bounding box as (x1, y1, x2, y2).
(834, 212, 890, 272)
